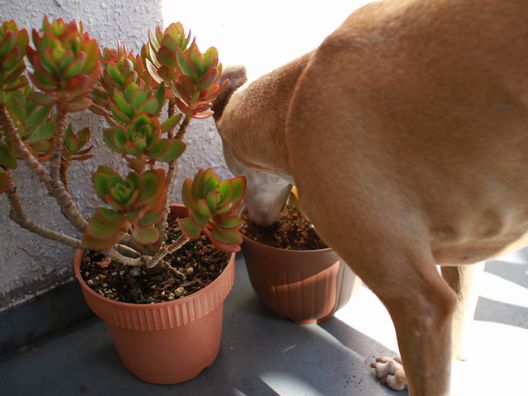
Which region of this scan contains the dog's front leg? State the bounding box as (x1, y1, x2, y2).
(441, 263, 483, 360)
(372, 263, 482, 393)
(370, 258, 457, 396)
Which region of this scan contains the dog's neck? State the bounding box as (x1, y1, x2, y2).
(215, 54, 312, 225)
(217, 52, 313, 176)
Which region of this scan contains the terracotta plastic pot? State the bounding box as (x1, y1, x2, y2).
(74, 205, 235, 384)
(241, 234, 361, 324)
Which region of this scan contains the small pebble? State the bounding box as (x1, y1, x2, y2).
(175, 287, 184, 297)
(186, 267, 194, 275)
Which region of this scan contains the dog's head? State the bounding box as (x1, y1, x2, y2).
(212, 66, 291, 226)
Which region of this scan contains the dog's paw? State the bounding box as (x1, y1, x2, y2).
(370, 356, 408, 391)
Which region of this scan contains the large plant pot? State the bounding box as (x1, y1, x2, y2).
(74, 205, 235, 384)
(241, 234, 361, 324)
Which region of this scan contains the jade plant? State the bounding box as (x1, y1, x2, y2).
(0, 17, 246, 271)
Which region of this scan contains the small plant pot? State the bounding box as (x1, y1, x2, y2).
(74, 205, 235, 384)
(241, 234, 361, 324)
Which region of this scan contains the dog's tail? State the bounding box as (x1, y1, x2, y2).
(212, 65, 247, 121)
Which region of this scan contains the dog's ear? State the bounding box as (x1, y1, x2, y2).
(212, 65, 247, 121)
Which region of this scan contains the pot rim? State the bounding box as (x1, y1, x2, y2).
(74, 250, 235, 309)
(241, 232, 333, 254)
(74, 202, 235, 310)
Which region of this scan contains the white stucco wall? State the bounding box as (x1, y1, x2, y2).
(0, 0, 230, 309)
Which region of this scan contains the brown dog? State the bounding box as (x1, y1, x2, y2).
(212, 1, 528, 395)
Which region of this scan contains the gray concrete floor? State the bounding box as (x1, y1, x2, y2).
(1, 252, 527, 396)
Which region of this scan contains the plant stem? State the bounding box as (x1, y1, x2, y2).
(175, 112, 191, 140)
(145, 234, 191, 269)
(60, 159, 70, 192)
(158, 107, 192, 241)
(0, 105, 88, 231)
(48, 103, 88, 231)
(3, 166, 142, 267)
(5, 170, 83, 248)
(166, 99, 176, 139)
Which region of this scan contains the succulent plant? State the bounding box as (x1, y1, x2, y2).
(179, 168, 246, 253)
(143, 22, 225, 119)
(26, 17, 100, 111)
(0, 17, 246, 270)
(0, 20, 28, 193)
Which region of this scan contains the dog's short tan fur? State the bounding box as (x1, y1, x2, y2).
(213, 1, 528, 395)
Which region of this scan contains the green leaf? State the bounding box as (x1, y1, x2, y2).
(5, 90, 26, 119)
(62, 53, 86, 79)
(155, 84, 166, 108)
(215, 215, 243, 230)
(137, 210, 163, 226)
(131, 224, 160, 245)
(26, 106, 51, 129)
(108, 100, 130, 123)
(204, 227, 241, 253)
(103, 128, 120, 153)
(112, 126, 128, 151)
(97, 207, 124, 223)
(132, 90, 148, 110)
(210, 226, 242, 245)
(160, 113, 182, 133)
(145, 57, 163, 84)
(137, 97, 160, 115)
(64, 97, 92, 113)
(29, 91, 55, 107)
(0, 31, 16, 58)
(196, 198, 212, 219)
(93, 166, 116, 197)
(157, 46, 177, 68)
(205, 190, 218, 212)
(3, 62, 25, 84)
(0, 145, 17, 169)
(113, 90, 133, 118)
(29, 140, 51, 154)
(147, 138, 185, 162)
(139, 169, 165, 203)
(200, 168, 219, 197)
(181, 178, 208, 227)
(84, 210, 126, 239)
(177, 48, 198, 81)
(63, 127, 78, 153)
(27, 121, 55, 143)
(77, 127, 90, 147)
(229, 176, 246, 204)
(178, 217, 201, 239)
(107, 64, 123, 85)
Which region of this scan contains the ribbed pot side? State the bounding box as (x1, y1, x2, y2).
(74, 205, 236, 384)
(241, 235, 360, 324)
